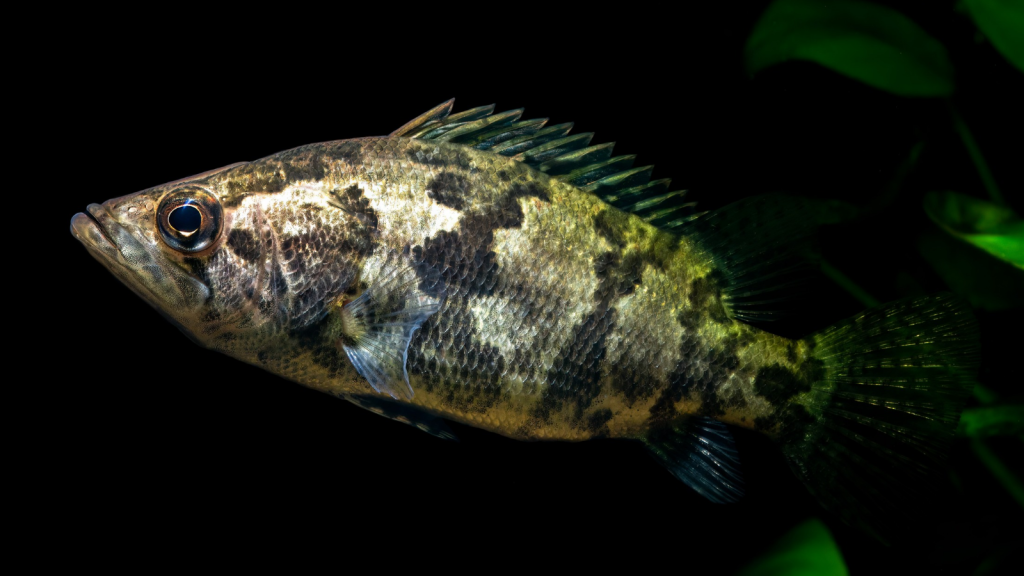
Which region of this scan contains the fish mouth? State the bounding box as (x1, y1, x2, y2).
(70, 203, 210, 315)
(70, 204, 119, 261)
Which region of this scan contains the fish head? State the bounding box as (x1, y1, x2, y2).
(71, 157, 382, 388)
(70, 178, 243, 344)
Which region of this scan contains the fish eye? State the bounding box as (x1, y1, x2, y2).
(157, 187, 223, 253)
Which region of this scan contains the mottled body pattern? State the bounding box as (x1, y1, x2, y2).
(145, 137, 816, 441)
(72, 102, 981, 536)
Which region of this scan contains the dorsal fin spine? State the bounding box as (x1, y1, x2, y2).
(417, 122, 470, 140)
(469, 118, 549, 148)
(629, 191, 688, 215)
(394, 100, 698, 232)
(583, 165, 654, 195)
(540, 142, 617, 176)
(606, 178, 673, 205)
(390, 98, 455, 137)
(563, 155, 637, 187)
(444, 104, 496, 124)
(516, 133, 595, 164)
(489, 123, 574, 155)
(438, 108, 525, 143)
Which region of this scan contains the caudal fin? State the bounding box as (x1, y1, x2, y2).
(778, 294, 979, 542)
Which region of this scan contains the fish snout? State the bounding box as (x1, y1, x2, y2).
(99, 192, 157, 228)
(71, 197, 211, 319)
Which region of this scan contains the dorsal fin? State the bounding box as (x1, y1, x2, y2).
(393, 99, 696, 231)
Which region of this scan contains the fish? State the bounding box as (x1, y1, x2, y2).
(71, 99, 978, 538)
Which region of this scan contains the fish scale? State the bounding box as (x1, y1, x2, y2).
(276, 136, 798, 441)
(71, 99, 979, 538)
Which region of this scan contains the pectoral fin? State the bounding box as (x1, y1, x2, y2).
(335, 266, 442, 400)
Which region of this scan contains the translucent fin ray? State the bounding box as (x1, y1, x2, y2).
(645, 417, 745, 504)
(675, 194, 844, 323)
(336, 265, 442, 400)
(779, 294, 979, 542)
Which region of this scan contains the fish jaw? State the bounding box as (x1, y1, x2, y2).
(70, 196, 211, 332)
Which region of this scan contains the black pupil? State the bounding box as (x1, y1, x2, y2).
(168, 205, 202, 233)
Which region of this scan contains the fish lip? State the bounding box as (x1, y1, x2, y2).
(70, 204, 120, 260)
(70, 208, 105, 240)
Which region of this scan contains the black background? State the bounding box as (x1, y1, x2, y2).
(40, 1, 1023, 572)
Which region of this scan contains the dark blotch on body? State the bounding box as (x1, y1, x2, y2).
(594, 210, 627, 248)
(651, 336, 740, 422)
(426, 172, 469, 210)
(754, 403, 815, 442)
(227, 229, 261, 263)
(594, 250, 644, 302)
(406, 300, 506, 413)
(680, 273, 730, 329)
(411, 181, 550, 298)
(786, 341, 799, 364)
(412, 228, 499, 298)
(535, 217, 657, 423)
(587, 408, 614, 436)
(326, 142, 365, 167)
(331, 185, 378, 232)
(222, 150, 328, 206)
(753, 364, 810, 404)
(535, 309, 617, 422)
(404, 178, 553, 413)
(594, 208, 674, 272)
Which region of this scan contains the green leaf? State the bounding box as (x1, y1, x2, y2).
(924, 191, 1024, 268)
(737, 519, 848, 576)
(918, 227, 1024, 311)
(746, 0, 954, 97)
(957, 405, 1024, 438)
(972, 439, 1024, 510)
(963, 0, 1024, 74)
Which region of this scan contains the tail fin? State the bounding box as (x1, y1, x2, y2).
(778, 294, 979, 542)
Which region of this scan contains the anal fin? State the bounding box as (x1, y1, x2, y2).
(645, 417, 745, 503)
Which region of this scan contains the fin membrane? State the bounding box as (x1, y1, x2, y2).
(345, 394, 457, 441)
(645, 417, 744, 504)
(393, 99, 696, 230)
(677, 194, 856, 324)
(779, 294, 979, 541)
(335, 265, 442, 400)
